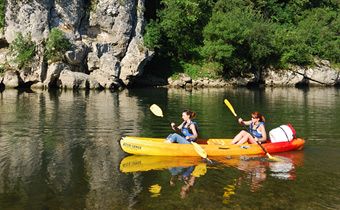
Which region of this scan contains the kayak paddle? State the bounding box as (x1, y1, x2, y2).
(150, 104, 165, 118)
(150, 104, 210, 161)
(224, 99, 280, 161)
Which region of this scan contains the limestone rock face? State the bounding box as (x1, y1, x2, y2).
(59, 70, 96, 89)
(265, 61, 339, 87)
(264, 69, 303, 86)
(65, 42, 88, 65)
(5, 1, 50, 43)
(0, 0, 153, 90)
(88, 52, 121, 88)
(44, 62, 68, 88)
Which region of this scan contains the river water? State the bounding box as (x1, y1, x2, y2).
(0, 87, 339, 209)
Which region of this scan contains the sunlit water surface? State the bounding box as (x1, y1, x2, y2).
(0, 87, 339, 209)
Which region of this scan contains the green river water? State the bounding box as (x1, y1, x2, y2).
(0, 87, 339, 210)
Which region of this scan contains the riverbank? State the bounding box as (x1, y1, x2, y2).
(0, 58, 339, 91)
(136, 59, 340, 89)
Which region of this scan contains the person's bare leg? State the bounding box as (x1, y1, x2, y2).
(247, 136, 256, 144)
(232, 132, 243, 144)
(232, 130, 247, 144)
(236, 133, 252, 145)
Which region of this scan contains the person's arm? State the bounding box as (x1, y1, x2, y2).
(185, 124, 198, 140)
(171, 122, 184, 132)
(238, 118, 251, 126)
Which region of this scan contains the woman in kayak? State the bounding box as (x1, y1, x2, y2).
(165, 109, 198, 144)
(231, 111, 267, 145)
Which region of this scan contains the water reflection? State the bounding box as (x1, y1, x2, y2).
(0, 87, 339, 209)
(216, 152, 304, 192)
(119, 151, 304, 202)
(169, 164, 205, 199)
(0, 89, 145, 209)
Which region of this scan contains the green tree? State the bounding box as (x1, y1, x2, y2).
(201, 0, 277, 78)
(145, 0, 340, 80)
(150, 0, 214, 59)
(274, 26, 312, 66)
(273, 7, 340, 66)
(298, 8, 340, 63)
(45, 28, 72, 62)
(143, 19, 162, 50)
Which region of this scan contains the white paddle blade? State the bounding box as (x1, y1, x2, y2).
(150, 104, 164, 117)
(224, 99, 238, 117)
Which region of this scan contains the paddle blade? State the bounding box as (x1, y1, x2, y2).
(191, 142, 207, 159)
(150, 104, 164, 117)
(224, 99, 237, 117)
(266, 153, 282, 162)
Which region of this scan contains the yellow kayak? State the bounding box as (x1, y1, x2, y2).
(119, 136, 305, 156)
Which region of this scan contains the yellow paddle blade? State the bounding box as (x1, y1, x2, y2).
(266, 153, 282, 162)
(191, 142, 207, 159)
(224, 99, 237, 117)
(150, 104, 164, 117)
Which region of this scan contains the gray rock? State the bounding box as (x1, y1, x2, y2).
(87, 52, 100, 72)
(120, 0, 154, 85)
(2, 0, 153, 90)
(264, 69, 302, 86)
(65, 42, 88, 65)
(88, 52, 120, 88)
(44, 62, 68, 88)
(5, 1, 50, 43)
(2, 70, 22, 88)
(50, 0, 86, 37)
(99, 53, 121, 78)
(58, 70, 89, 89)
(182, 76, 192, 83)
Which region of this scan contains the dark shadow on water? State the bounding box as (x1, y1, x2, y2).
(295, 84, 310, 92)
(17, 87, 35, 94)
(246, 80, 266, 89)
(334, 82, 340, 88)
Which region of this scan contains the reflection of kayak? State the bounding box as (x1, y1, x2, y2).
(119, 152, 304, 173)
(120, 136, 305, 156)
(119, 155, 202, 173)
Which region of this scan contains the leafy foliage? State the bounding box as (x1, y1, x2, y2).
(143, 19, 162, 50)
(0, 0, 4, 29)
(145, 0, 215, 59)
(45, 28, 72, 62)
(201, 1, 278, 76)
(144, 0, 340, 78)
(9, 33, 36, 68)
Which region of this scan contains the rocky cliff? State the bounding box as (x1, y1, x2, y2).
(0, 0, 153, 90)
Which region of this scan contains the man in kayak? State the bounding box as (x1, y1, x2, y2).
(165, 109, 199, 144)
(231, 111, 267, 145)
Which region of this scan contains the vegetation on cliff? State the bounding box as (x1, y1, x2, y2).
(9, 33, 36, 68)
(45, 28, 72, 62)
(144, 0, 340, 79)
(8, 28, 72, 69)
(0, 0, 4, 29)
